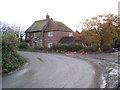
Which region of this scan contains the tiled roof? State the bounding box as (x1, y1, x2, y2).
(25, 18, 73, 32)
(59, 37, 75, 44)
(45, 19, 73, 32)
(25, 19, 47, 32)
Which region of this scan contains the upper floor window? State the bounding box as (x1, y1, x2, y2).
(48, 32, 53, 37)
(69, 32, 73, 37)
(33, 32, 37, 39)
(27, 33, 29, 38)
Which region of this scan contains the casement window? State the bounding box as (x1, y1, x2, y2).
(69, 32, 73, 37)
(33, 41, 38, 47)
(33, 32, 37, 39)
(27, 33, 29, 38)
(40, 39, 43, 47)
(48, 43, 53, 48)
(48, 32, 53, 37)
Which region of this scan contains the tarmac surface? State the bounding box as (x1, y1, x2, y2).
(66, 52, 119, 88)
(2, 51, 96, 88)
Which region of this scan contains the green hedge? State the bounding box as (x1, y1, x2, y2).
(2, 32, 26, 73)
(19, 43, 112, 53)
(2, 53, 25, 73)
(52, 44, 103, 52)
(52, 44, 84, 52)
(19, 42, 29, 49)
(101, 45, 112, 52)
(84, 45, 98, 52)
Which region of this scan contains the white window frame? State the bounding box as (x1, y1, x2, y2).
(27, 33, 29, 38)
(69, 32, 73, 37)
(48, 43, 53, 48)
(33, 32, 37, 39)
(40, 39, 43, 47)
(48, 32, 53, 37)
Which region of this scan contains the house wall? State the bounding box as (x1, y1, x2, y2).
(25, 32, 41, 47)
(43, 31, 72, 47)
(26, 31, 72, 48)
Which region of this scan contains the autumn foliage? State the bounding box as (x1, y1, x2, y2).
(73, 14, 119, 47)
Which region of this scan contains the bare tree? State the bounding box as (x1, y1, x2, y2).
(0, 21, 25, 42)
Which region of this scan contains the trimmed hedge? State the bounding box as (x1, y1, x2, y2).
(51, 44, 84, 52)
(101, 45, 112, 52)
(19, 43, 112, 53)
(84, 45, 98, 52)
(19, 42, 29, 49)
(33, 46, 48, 51)
(52, 44, 104, 52)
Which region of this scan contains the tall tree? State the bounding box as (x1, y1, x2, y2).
(78, 14, 119, 46)
(79, 30, 101, 45)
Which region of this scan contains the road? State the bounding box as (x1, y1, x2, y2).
(3, 51, 95, 88)
(66, 52, 119, 88)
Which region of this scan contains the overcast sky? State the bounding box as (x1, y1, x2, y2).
(0, 0, 119, 31)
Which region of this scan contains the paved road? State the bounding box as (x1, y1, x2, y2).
(3, 51, 95, 88)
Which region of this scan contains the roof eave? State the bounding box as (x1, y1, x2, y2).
(25, 30, 42, 33)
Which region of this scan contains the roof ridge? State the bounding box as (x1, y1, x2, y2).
(35, 19, 46, 22)
(35, 18, 53, 22)
(25, 18, 73, 33)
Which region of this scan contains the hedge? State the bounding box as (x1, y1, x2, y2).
(2, 32, 26, 73)
(51, 44, 84, 52)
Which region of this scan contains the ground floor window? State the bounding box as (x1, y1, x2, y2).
(69, 32, 73, 37)
(33, 41, 38, 47)
(48, 43, 53, 48)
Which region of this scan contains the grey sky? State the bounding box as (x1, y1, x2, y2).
(0, 0, 119, 31)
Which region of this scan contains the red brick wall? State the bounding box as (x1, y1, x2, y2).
(26, 31, 72, 48)
(26, 32, 41, 47)
(43, 31, 71, 47)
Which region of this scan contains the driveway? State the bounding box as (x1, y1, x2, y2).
(3, 51, 95, 88)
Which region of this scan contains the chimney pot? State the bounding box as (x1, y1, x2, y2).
(46, 13, 49, 20)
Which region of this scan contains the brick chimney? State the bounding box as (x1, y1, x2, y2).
(46, 13, 49, 20)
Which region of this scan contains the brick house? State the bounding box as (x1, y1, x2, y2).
(25, 14, 73, 48)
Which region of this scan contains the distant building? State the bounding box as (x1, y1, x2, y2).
(25, 14, 73, 48)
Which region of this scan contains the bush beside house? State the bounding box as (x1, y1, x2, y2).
(2, 32, 26, 73)
(51, 44, 84, 52)
(20, 43, 113, 53)
(19, 42, 29, 49)
(101, 45, 112, 52)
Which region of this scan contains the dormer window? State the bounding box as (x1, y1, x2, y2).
(48, 32, 53, 37)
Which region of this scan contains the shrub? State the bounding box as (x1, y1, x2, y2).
(2, 32, 25, 73)
(19, 42, 29, 49)
(33, 46, 46, 51)
(52, 44, 113, 52)
(101, 45, 112, 52)
(2, 53, 25, 73)
(52, 44, 83, 52)
(83, 44, 112, 52)
(84, 45, 98, 52)
(38, 47, 45, 51)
